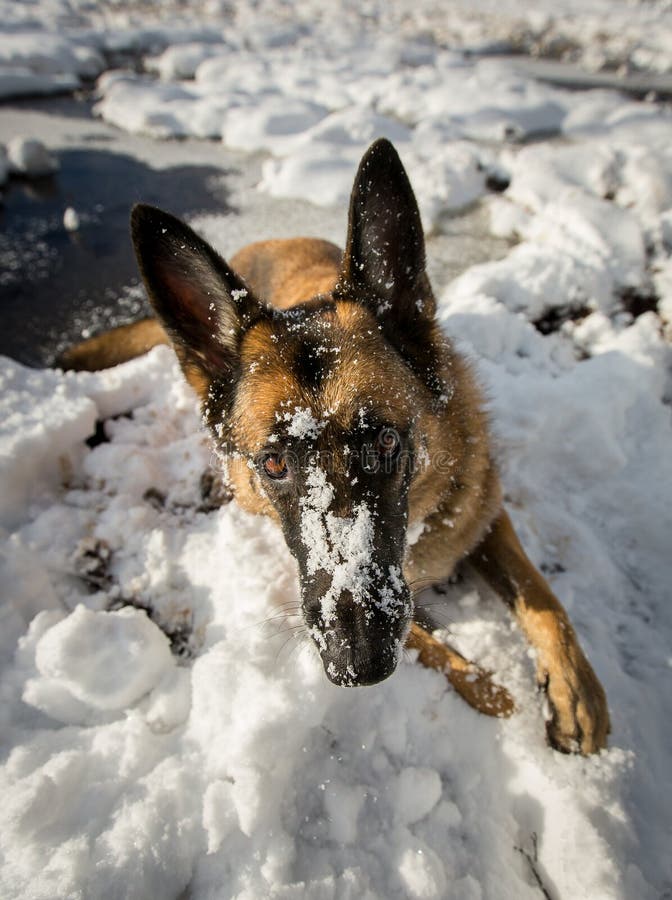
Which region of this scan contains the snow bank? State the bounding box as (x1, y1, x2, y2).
(0, 360, 96, 529)
(3, 0, 672, 231)
(86, 21, 672, 232)
(92, 50, 573, 227)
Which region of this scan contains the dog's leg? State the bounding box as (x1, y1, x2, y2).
(470, 508, 610, 754)
(406, 623, 515, 718)
(57, 318, 169, 371)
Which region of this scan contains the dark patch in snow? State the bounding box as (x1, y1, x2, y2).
(143, 486, 167, 511)
(72, 537, 113, 591)
(72, 543, 198, 660)
(514, 833, 556, 900)
(85, 411, 133, 448)
(619, 284, 659, 319)
(198, 468, 234, 511)
(108, 594, 195, 660)
(532, 303, 591, 336)
(485, 170, 511, 193)
(140, 470, 232, 515)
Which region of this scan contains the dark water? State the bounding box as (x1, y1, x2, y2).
(0, 129, 234, 366)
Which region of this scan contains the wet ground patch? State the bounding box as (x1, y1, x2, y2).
(0, 139, 234, 366)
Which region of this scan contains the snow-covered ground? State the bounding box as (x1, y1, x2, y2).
(1, 2, 672, 899)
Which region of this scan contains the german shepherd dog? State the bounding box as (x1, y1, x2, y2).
(61, 139, 609, 754)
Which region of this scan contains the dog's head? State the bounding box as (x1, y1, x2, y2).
(131, 139, 448, 686)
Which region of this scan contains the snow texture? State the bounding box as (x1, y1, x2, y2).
(1, 1, 672, 899)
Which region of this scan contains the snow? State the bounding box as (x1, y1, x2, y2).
(63, 206, 80, 231)
(1, 0, 672, 898)
(281, 406, 325, 441)
(0, 30, 104, 100)
(30, 604, 175, 716)
(393, 767, 443, 826)
(7, 136, 58, 177)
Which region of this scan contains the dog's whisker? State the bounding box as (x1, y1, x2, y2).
(274, 626, 311, 667)
(408, 577, 441, 594)
(274, 632, 302, 665)
(259, 611, 301, 625)
(285, 633, 312, 670)
(267, 623, 307, 640)
(266, 603, 302, 616)
(244, 608, 302, 632)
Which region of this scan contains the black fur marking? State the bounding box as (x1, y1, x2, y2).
(293, 339, 326, 389)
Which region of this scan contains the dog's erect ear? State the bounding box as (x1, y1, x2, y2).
(131, 204, 266, 388)
(338, 139, 434, 319)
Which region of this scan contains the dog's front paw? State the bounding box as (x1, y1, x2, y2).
(539, 648, 610, 755)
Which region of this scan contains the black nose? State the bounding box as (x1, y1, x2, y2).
(321, 643, 399, 687)
(313, 605, 407, 686)
(302, 581, 412, 687)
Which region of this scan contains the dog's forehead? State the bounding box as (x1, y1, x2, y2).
(231, 300, 417, 450)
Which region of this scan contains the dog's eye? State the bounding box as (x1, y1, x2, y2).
(376, 428, 400, 458)
(362, 427, 402, 474)
(262, 453, 289, 480)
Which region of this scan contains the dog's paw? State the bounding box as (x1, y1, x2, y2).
(539, 649, 610, 755)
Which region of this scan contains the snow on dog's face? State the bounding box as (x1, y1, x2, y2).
(255, 423, 413, 683)
(281, 452, 412, 687)
(131, 139, 447, 685)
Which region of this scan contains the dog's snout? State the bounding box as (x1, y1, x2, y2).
(323, 642, 399, 687)
(305, 585, 411, 687)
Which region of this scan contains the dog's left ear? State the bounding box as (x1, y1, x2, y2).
(338, 139, 435, 321)
(131, 204, 267, 394)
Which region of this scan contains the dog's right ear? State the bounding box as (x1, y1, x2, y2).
(130, 204, 266, 391)
(338, 138, 433, 320)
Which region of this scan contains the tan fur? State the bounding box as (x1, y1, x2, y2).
(231, 238, 342, 307)
(470, 509, 610, 752)
(58, 317, 169, 371)
(406, 623, 515, 718)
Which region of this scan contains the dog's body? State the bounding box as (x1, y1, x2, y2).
(61, 139, 609, 754)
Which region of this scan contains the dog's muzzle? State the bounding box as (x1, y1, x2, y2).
(304, 585, 412, 687)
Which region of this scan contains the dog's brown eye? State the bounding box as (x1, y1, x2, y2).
(263, 453, 288, 480)
(376, 428, 400, 457)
